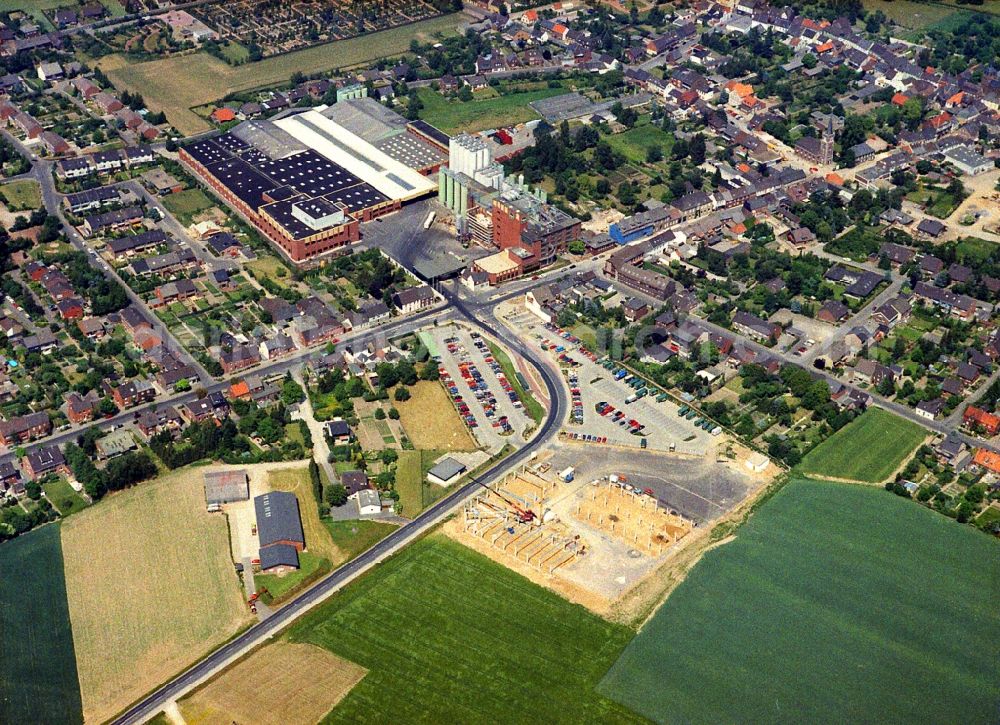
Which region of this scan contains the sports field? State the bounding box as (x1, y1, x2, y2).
(599, 478, 1000, 724)
(180, 641, 366, 725)
(395, 380, 477, 451)
(797, 407, 926, 482)
(288, 535, 642, 723)
(61, 470, 251, 723)
(100, 13, 467, 135)
(0, 525, 83, 724)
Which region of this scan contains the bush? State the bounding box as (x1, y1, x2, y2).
(324, 483, 349, 507)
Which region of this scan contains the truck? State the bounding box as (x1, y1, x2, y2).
(636, 389, 648, 399)
(625, 393, 638, 404)
(678, 405, 689, 416)
(614, 369, 627, 380)
(640, 438, 647, 449)
(656, 393, 669, 403)
(559, 467, 575, 482)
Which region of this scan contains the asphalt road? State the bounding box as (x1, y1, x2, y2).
(111, 287, 567, 725)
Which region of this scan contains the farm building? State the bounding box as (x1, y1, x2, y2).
(258, 543, 300, 573)
(255, 491, 305, 551)
(204, 469, 250, 506)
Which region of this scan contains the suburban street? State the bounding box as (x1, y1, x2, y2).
(110, 284, 569, 725)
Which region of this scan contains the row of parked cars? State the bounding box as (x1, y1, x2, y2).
(471, 331, 524, 425)
(567, 369, 583, 424)
(677, 405, 723, 436)
(595, 401, 647, 439)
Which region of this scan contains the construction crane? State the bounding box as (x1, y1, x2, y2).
(470, 473, 536, 523)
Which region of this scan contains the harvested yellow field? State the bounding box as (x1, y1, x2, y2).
(99, 13, 467, 135)
(395, 381, 478, 451)
(61, 471, 251, 723)
(180, 641, 366, 725)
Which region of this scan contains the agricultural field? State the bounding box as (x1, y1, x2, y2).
(0, 179, 42, 211)
(861, 0, 963, 30)
(797, 408, 926, 483)
(100, 13, 467, 135)
(179, 642, 366, 725)
(394, 380, 478, 451)
(0, 525, 83, 725)
(599, 478, 1000, 724)
(60, 470, 251, 723)
(160, 188, 215, 226)
(415, 85, 568, 134)
(287, 535, 642, 723)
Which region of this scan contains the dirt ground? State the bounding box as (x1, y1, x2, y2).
(178, 641, 366, 725)
(445, 442, 779, 624)
(61, 469, 252, 723)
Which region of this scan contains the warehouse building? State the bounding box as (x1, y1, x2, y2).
(180, 105, 438, 262)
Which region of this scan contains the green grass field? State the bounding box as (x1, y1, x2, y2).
(0, 180, 42, 211)
(798, 408, 926, 482)
(600, 478, 1000, 724)
(0, 525, 83, 724)
(254, 550, 330, 601)
(161, 188, 215, 226)
(416, 85, 568, 134)
(43, 479, 89, 516)
(288, 535, 641, 723)
(395, 449, 451, 517)
(605, 123, 675, 165)
(486, 340, 544, 425)
(324, 520, 397, 561)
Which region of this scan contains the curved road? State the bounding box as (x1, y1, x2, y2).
(112, 288, 567, 725)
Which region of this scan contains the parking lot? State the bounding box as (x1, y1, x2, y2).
(428, 325, 533, 454)
(545, 447, 753, 525)
(539, 335, 714, 456)
(499, 308, 717, 454)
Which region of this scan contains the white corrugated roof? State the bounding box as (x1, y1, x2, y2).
(273, 110, 436, 201)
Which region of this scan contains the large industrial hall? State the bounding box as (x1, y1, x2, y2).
(180, 100, 445, 262)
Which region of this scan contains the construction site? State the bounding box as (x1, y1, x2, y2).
(446, 457, 704, 616)
(459, 467, 585, 577)
(574, 479, 694, 557)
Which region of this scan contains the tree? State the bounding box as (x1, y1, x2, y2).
(394, 386, 411, 401)
(388, 407, 400, 420)
(325, 483, 349, 507)
(374, 407, 386, 420)
(646, 144, 663, 163)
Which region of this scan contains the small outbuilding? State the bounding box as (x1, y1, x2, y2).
(427, 457, 467, 486)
